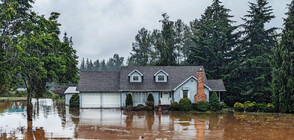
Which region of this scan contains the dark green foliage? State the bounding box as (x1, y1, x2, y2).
(195, 101, 210, 112)
(209, 92, 221, 111)
(147, 93, 154, 103)
(272, 1, 294, 113)
(257, 103, 275, 112)
(15, 91, 28, 97)
(145, 101, 154, 107)
(221, 103, 228, 109)
(81, 54, 124, 71)
(169, 102, 180, 111)
(128, 28, 152, 66)
(187, 0, 239, 80)
(179, 98, 192, 111)
(126, 94, 133, 106)
(234, 102, 244, 112)
(236, 0, 276, 103)
(70, 94, 79, 107)
(244, 101, 258, 112)
(191, 103, 197, 110)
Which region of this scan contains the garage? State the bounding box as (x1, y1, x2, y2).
(102, 93, 121, 108)
(81, 93, 101, 108)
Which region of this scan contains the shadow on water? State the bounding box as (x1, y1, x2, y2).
(1, 99, 294, 139)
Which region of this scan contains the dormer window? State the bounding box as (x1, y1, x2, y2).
(128, 69, 143, 83)
(154, 69, 168, 83)
(133, 76, 139, 81)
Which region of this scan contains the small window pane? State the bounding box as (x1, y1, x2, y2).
(133, 76, 139, 81)
(183, 90, 188, 98)
(158, 75, 164, 81)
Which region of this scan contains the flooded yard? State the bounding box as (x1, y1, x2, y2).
(0, 99, 294, 139)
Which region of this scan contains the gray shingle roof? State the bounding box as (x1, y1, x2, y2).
(77, 71, 120, 92)
(77, 66, 226, 92)
(207, 80, 226, 91)
(119, 66, 207, 91)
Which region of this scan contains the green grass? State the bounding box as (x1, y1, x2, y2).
(0, 97, 26, 101)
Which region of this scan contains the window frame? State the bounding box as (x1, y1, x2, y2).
(183, 90, 188, 98)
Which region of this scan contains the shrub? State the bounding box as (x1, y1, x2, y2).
(147, 93, 154, 103)
(221, 103, 228, 109)
(169, 102, 180, 111)
(70, 94, 79, 107)
(234, 102, 244, 112)
(257, 103, 267, 112)
(191, 103, 197, 110)
(137, 104, 144, 107)
(52, 94, 60, 100)
(179, 98, 192, 111)
(145, 101, 154, 107)
(265, 103, 275, 112)
(209, 92, 221, 111)
(196, 101, 209, 112)
(244, 101, 257, 112)
(126, 94, 133, 106)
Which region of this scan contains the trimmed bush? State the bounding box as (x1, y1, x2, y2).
(147, 93, 154, 103)
(70, 94, 79, 107)
(244, 101, 257, 112)
(179, 98, 192, 111)
(169, 102, 180, 111)
(209, 92, 221, 111)
(126, 94, 133, 106)
(234, 102, 244, 112)
(196, 101, 209, 112)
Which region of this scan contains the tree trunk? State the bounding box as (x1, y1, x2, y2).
(27, 88, 33, 121)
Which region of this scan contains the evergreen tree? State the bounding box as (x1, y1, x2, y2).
(152, 13, 177, 66)
(80, 58, 85, 71)
(129, 28, 152, 66)
(88, 59, 94, 71)
(272, 1, 294, 113)
(63, 32, 69, 43)
(93, 59, 100, 71)
(187, 0, 239, 79)
(239, 0, 276, 103)
(101, 59, 106, 71)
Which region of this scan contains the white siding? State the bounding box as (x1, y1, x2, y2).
(102, 93, 120, 108)
(81, 93, 101, 108)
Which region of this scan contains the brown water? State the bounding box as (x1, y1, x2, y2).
(0, 99, 294, 140)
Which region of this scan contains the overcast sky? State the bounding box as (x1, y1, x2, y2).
(33, 0, 291, 63)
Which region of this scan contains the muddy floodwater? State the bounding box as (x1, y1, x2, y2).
(0, 99, 294, 139)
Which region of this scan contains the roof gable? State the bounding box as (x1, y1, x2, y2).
(128, 69, 143, 76)
(173, 76, 212, 91)
(154, 69, 169, 76)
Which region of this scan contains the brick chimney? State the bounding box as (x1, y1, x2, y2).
(195, 68, 207, 103)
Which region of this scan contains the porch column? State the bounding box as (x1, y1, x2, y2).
(218, 92, 221, 102)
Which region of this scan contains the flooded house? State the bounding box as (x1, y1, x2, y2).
(77, 66, 226, 108)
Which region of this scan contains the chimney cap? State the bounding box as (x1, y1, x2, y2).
(197, 67, 204, 72)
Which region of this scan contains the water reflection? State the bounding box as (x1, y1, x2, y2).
(0, 99, 294, 139)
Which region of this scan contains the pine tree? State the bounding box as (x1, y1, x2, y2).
(80, 58, 85, 71)
(240, 0, 276, 103)
(152, 13, 177, 66)
(101, 59, 106, 71)
(85, 58, 90, 70)
(93, 59, 100, 71)
(129, 28, 152, 66)
(272, 1, 294, 113)
(187, 0, 239, 79)
(63, 32, 69, 43)
(88, 59, 94, 71)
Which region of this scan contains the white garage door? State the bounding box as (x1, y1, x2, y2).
(102, 93, 120, 108)
(81, 93, 101, 108)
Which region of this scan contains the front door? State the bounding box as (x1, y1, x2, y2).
(160, 92, 171, 105)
